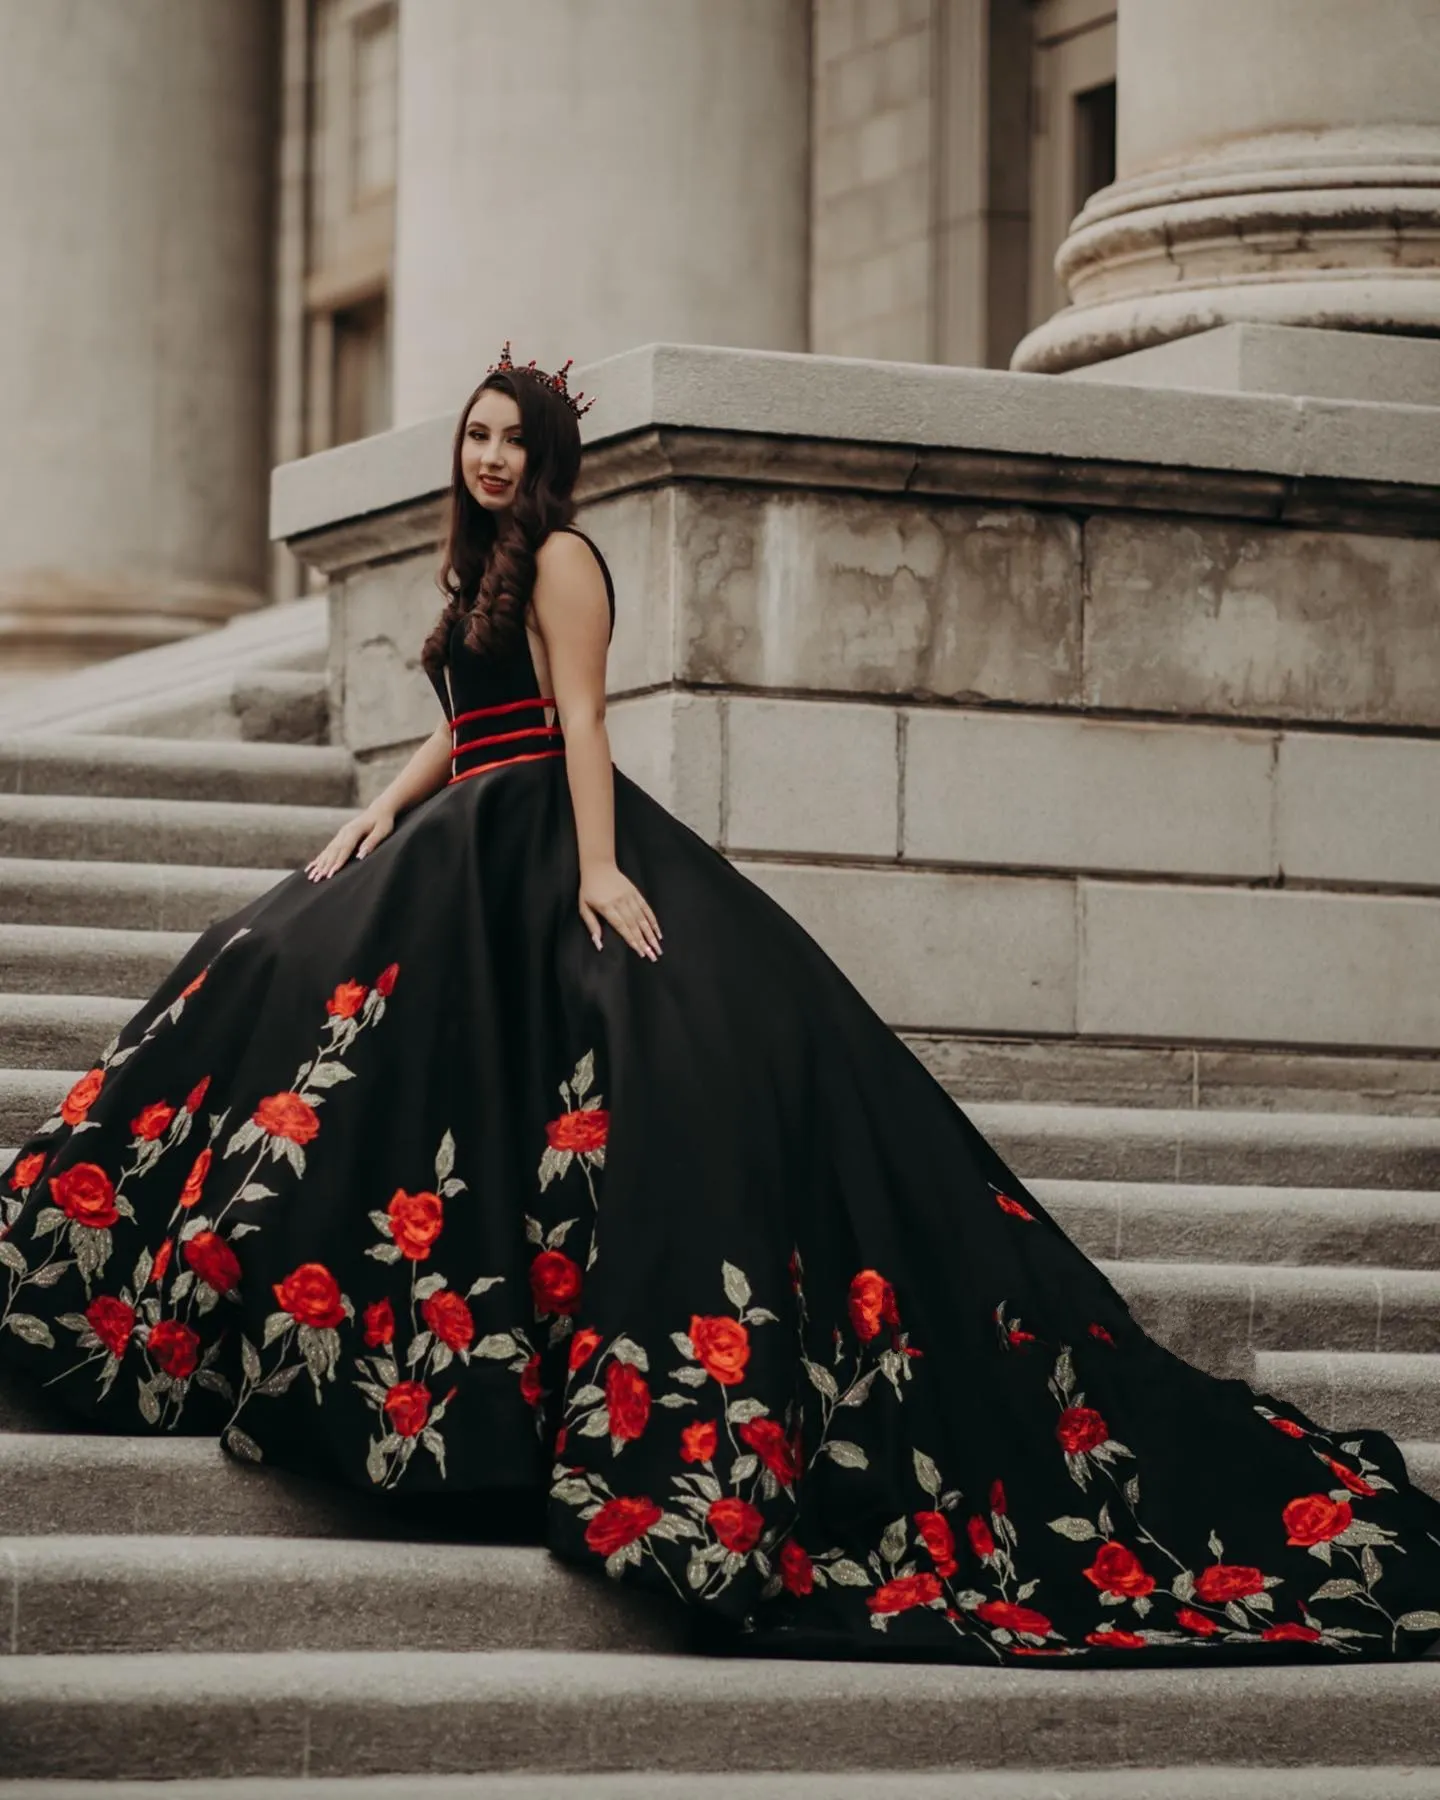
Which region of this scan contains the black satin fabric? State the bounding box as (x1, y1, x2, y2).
(4, 528, 1440, 1667)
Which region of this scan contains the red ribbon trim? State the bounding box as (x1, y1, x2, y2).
(447, 747, 566, 785)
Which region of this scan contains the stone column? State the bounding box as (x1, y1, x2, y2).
(0, 0, 277, 681)
(1013, 0, 1440, 373)
(390, 0, 811, 426)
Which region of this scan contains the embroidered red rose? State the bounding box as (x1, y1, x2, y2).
(739, 1416, 796, 1484)
(130, 1101, 175, 1142)
(1322, 1456, 1377, 1498)
(383, 1381, 430, 1438)
(180, 971, 206, 998)
(60, 1068, 104, 1125)
(546, 1109, 609, 1153)
(150, 1237, 173, 1286)
(519, 1353, 543, 1407)
(253, 1091, 320, 1144)
(995, 1192, 1034, 1221)
(1008, 1328, 1036, 1346)
(362, 1298, 395, 1347)
(421, 1288, 475, 1352)
(1176, 1607, 1222, 1636)
(688, 1314, 750, 1386)
(1283, 1494, 1352, 1546)
(178, 1148, 211, 1209)
(530, 1249, 583, 1316)
(976, 1599, 1053, 1636)
(847, 1269, 899, 1342)
(779, 1538, 814, 1596)
(868, 1573, 943, 1615)
(1261, 1621, 1322, 1642)
(1088, 1323, 1116, 1346)
(1084, 1541, 1155, 1599)
(585, 1494, 661, 1556)
(326, 980, 368, 1019)
(10, 1151, 45, 1191)
(184, 1230, 241, 1296)
(966, 1514, 995, 1562)
(605, 1360, 651, 1441)
(375, 962, 399, 997)
(85, 1295, 134, 1359)
(1087, 1629, 1146, 1649)
(50, 1162, 118, 1229)
(1194, 1563, 1265, 1604)
(554, 1426, 568, 1456)
(709, 1496, 765, 1554)
(990, 1479, 1007, 1516)
(680, 1419, 718, 1464)
(1270, 1416, 1306, 1438)
(185, 1076, 211, 1115)
(910, 1510, 956, 1575)
(147, 1318, 200, 1380)
(387, 1188, 443, 1260)
(568, 1326, 603, 1371)
(272, 1262, 345, 1329)
(1056, 1406, 1108, 1454)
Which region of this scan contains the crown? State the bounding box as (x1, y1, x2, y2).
(484, 340, 595, 417)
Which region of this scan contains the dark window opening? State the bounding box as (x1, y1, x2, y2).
(1074, 80, 1117, 214)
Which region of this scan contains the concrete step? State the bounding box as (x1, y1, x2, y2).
(231, 670, 330, 746)
(0, 793, 350, 868)
(0, 857, 280, 932)
(0, 1067, 92, 1141)
(0, 922, 192, 1003)
(1257, 1350, 1440, 1440)
(0, 994, 137, 1069)
(0, 735, 353, 806)
(0, 1536, 681, 1657)
(1, 1654, 1438, 1781)
(970, 1102, 1440, 1189)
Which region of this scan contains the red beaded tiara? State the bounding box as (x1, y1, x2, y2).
(484, 340, 595, 417)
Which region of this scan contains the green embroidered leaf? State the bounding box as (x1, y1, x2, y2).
(821, 1440, 867, 1470)
(1047, 1516, 1099, 1542)
(435, 1130, 456, 1184)
(0, 1241, 28, 1274)
(912, 1449, 942, 1499)
(1396, 1611, 1440, 1631)
(1308, 1578, 1363, 1602)
(827, 1559, 871, 1587)
(721, 1261, 751, 1311)
(4, 1313, 53, 1348)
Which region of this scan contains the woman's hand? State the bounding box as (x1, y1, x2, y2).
(305, 804, 396, 881)
(579, 861, 662, 961)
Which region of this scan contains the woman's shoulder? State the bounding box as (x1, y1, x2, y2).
(536, 526, 615, 626)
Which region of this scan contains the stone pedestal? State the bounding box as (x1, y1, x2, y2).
(390, 0, 810, 425)
(0, 0, 277, 680)
(1013, 0, 1440, 373)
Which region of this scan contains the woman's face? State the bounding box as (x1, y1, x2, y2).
(461, 388, 527, 513)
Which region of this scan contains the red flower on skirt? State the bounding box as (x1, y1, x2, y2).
(180, 971, 206, 999)
(990, 1479, 1007, 1516)
(547, 1109, 609, 1153)
(965, 1514, 995, 1562)
(147, 1318, 200, 1380)
(387, 1188, 443, 1261)
(362, 1298, 395, 1348)
(1283, 1494, 1352, 1546)
(85, 1296, 135, 1359)
(326, 979, 368, 1019)
(1056, 1406, 1108, 1454)
(1088, 1323, 1116, 1346)
(421, 1289, 475, 1352)
(10, 1151, 45, 1190)
(680, 1419, 718, 1464)
(519, 1353, 543, 1407)
(912, 1510, 957, 1576)
(60, 1069, 104, 1126)
(847, 1269, 899, 1342)
(1084, 1541, 1155, 1600)
(177, 1148, 211, 1210)
(738, 1416, 796, 1484)
(131, 1101, 175, 1142)
(568, 1326, 603, 1371)
(585, 1495, 662, 1556)
(1262, 1622, 1322, 1642)
(253, 1092, 321, 1144)
(530, 1249, 583, 1316)
(375, 962, 400, 997)
(605, 1360, 651, 1441)
(779, 1538, 814, 1596)
(1322, 1456, 1377, 1498)
(50, 1163, 118, 1229)
(1176, 1607, 1222, 1636)
(1194, 1564, 1265, 1604)
(184, 1076, 211, 1115)
(995, 1191, 1034, 1220)
(976, 1599, 1053, 1636)
(383, 1381, 430, 1438)
(184, 1230, 241, 1296)
(688, 1314, 750, 1385)
(868, 1573, 943, 1615)
(708, 1497, 764, 1554)
(1269, 1416, 1306, 1438)
(272, 1262, 345, 1329)
(1087, 1629, 1146, 1649)
(150, 1238, 173, 1286)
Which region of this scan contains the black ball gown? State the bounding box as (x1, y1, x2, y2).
(3, 524, 1440, 1668)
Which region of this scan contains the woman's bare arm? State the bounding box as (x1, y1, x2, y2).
(305, 717, 452, 880)
(532, 533, 662, 961)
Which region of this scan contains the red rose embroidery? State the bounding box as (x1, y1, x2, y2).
(421, 1288, 475, 1352)
(1084, 1541, 1155, 1599)
(738, 1416, 797, 1484)
(180, 971, 206, 999)
(383, 1381, 430, 1438)
(847, 1269, 899, 1342)
(519, 1353, 543, 1407)
(1194, 1563, 1265, 1604)
(326, 979, 368, 1019)
(680, 1419, 718, 1464)
(1283, 1494, 1352, 1546)
(546, 1109, 609, 1153)
(147, 1318, 200, 1379)
(779, 1538, 814, 1596)
(1262, 1622, 1322, 1642)
(85, 1295, 134, 1358)
(253, 1091, 321, 1144)
(10, 1151, 46, 1191)
(375, 962, 399, 997)
(990, 1479, 1007, 1516)
(708, 1496, 765, 1554)
(387, 1189, 443, 1261)
(1088, 1323, 1116, 1346)
(1322, 1456, 1377, 1498)
(995, 1192, 1034, 1221)
(183, 1230, 241, 1296)
(150, 1237, 173, 1286)
(185, 1076, 211, 1115)
(60, 1068, 104, 1126)
(976, 1599, 1053, 1636)
(272, 1262, 345, 1329)
(688, 1314, 750, 1386)
(1056, 1406, 1108, 1454)
(585, 1494, 662, 1556)
(177, 1148, 211, 1210)
(1008, 1328, 1036, 1346)
(605, 1360, 651, 1441)
(362, 1298, 395, 1347)
(1087, 1629, 1146, 1649)
(530, 1249, 583, 1316)
(1176, 1607, 1222, 1636)
(1270, 1416, 1306, 1438)
(568, 1326, 603, 1371)
(130, 1101, 175, 1142)
(965, 1514, 995, 1562)
(554, 1426, 568, 1456)
(868, 1573, 944, 1615)
(910, 1510, 956, 1575)
(50, 1162, 118, 1229)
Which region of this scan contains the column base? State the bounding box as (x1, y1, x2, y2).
(0, 572, 266, 683)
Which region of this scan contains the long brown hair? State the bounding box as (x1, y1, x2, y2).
(419, 368, 583, 676)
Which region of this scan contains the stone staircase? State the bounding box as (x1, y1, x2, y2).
(1, 695, 1439, 1792)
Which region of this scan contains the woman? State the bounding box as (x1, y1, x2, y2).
(3, 347, 1439, 1666)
